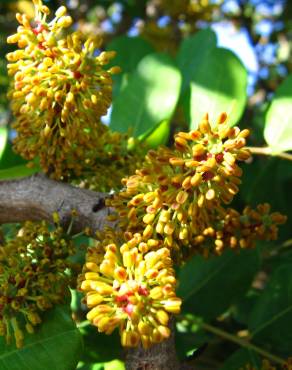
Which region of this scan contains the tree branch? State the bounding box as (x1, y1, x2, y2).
(0, 173, 111, 233)
(125, 318, 180, 370)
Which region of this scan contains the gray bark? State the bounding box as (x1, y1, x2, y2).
(0, 173, 111, 233)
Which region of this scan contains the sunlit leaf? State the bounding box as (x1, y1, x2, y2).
(106, 36, 154, 73)
(264, 74, 292, 153)
(190, 48, 247, 128)
(0, 127, 7, 160)
(177, 29, 217, 93)
(110, 53, 181, 137)
(139, 119, 170, 148)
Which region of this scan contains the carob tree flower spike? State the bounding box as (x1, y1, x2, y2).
(108, 113, 252, 261)
(108, 113, 287, 261)
(0, 218, 77, 348)
(7, 0, 120, 179)
(79, 230, 181, 349)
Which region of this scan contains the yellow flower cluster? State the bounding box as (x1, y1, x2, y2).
(7, 0, 120, 179)
(0, 219, 76, 348)
(79, 230, 181, 348)
(108, 113, 253, 260)
(79, 114, 286, 346)
(191, 203, 287, 257)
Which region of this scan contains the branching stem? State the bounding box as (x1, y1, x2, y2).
(247, 146, 292, 161)
(188, 318, 286, 366)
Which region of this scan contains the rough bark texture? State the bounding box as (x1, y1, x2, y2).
(0, 173, 111, 233)
(125, 319, 180, 370)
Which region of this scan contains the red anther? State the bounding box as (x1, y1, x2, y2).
(207, 152, 213, 158)
(38, 42, 45, 50)
(73, 71, 83, 79)
(160, 185, 168, 192)
(116, 294, 128, 303)
(32, 22, 46, 35)
(193, 153, 207, 162)
(202, 171, 215, 181)
(138, 286, 149, 296)
(215, 153, 224, 163)
(116, 291, 134, 303)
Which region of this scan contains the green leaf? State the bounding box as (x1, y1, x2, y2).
(0, 141, 27, 170)
(0, 305, 83, 370)
(264, 74, 292, 153)
(106, 36, 154, 97)
(190, 48, 247, 129)
(104, 360, 125, 370)
(110, 53, 181, 137)
(176, 29, 217, 93)
(249, 264, 292, 356)
(79, 324, 122, 364)
(231, 292, 260, 326)
(139, 119, 170, 148)
(220, 349, 261, 370)
(178, 249, 259, 320)
(0, 164, 39, 180)
(0, 127, 8, 160)
(106, 36, 154, 73)
(77, 360, 124, 370)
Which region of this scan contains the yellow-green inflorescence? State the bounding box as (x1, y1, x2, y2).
(191, 203, 287, 256)
(79, 229, 182, 348)
(75, 131, 145, 193)
(6, 0, 120, 179)
(0, 218, 77, 348)
(79, 113, 286, 348)
(107, 113, 286, 260)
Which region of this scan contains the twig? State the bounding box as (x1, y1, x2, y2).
(188, 318, 285, 366)
(247, 146, 292, 161)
